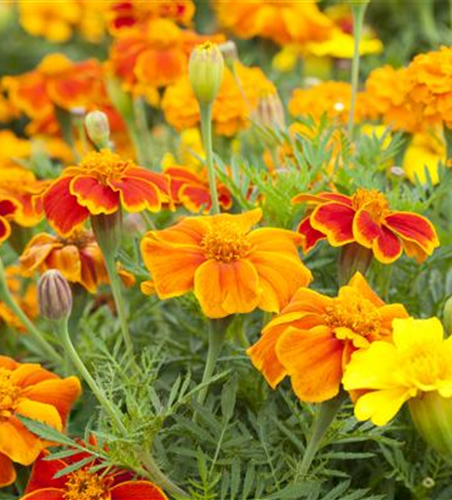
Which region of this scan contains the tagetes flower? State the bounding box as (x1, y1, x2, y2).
(342, 317, 452, 426)
(0, 196, 18, 246)
(165, 164, 232, 213)
(141, 209, 312, 318)
(20, 229, 109, 293)
(162, 63, 275, 136)
(247, 273, 408, 402)
(293, 188, 439, 264)
(42, 149, 172, 235)
(22, 447, 168, 500)
(213, 0, 333, 46)
(0, 356, 81, 487)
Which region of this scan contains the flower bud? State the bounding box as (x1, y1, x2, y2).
(85, 110, 111, 149)
(409, 392, 452, 462)
(219, 41, 238, 70)
(254, 87, 285, 129)
(443, 295, 452, 337)
(38, 270, 73, 321)
(189, 42, 224, 105)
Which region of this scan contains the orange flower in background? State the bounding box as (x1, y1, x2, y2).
(0, 356, 81, 487)
(248, 272, 408, 402)
(162, 63, 275, 136)
(20, 229, 109, 293)
(165, 164, 232, 213)
(21, 446, 168, 500)
(141, 209, 312, 318)
(0, 266, 37, 331)
(213, 0, 334, 46)
(0, 196, 18, 246)
(42, 149, 172, 235)
(293, 189, 439, 264)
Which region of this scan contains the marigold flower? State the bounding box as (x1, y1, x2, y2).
(343, 317, 452, 426)
(0, 356, 81, 487)
(42, 149, 172, 235)
(293, 188, 439, 264)
(213, 0, 334, 46)
(20, 229, 109, 293)
(248, 272, 408, 402)
(21, 445, 168, 500)
(0, 195, 18, 246)
(141, 208, 312, 318)
(162, 63, 276, 136)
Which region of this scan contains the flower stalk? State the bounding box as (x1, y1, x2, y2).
(200, 103, 220, 215)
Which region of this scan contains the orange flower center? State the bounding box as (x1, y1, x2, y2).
(0, 368, 20, 420)
(79, 150, 132, 185)
(60, 227, 93, 247)
(63, 469, 110, 500)
(324, 292, 381, 348)
(351, 188, 390, 223)
(202, 222, 251, 263)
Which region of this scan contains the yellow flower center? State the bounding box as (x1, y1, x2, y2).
(0, 368, 20, 420)
(60, 227, 93, 247)
(79, 150, 133, 184)
(324, 291, 382, 348)
(63, 469, 110, 500)
(202, 222, 251, 263)
(351, 188, 390, 223)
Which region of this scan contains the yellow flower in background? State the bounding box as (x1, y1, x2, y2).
(343, 317, 452, 426)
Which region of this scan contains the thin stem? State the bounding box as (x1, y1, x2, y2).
(0, 258, 62, 364)
(348, 1, 369, 138)
(133, 97, 153, 167)
(126, 117, 148, 167)
(299, 392, 346, 477)
(200, 103, 220, 215)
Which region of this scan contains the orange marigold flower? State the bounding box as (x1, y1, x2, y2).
(0, 356, 81, 488)
(42, 149, 172, 235)
(247, 272, 409, 402)
(293, 189, 439, 264)
(165, 164, 232, 214)
(162, 63, 275, 136)
(213, 0, 334, 46)
(22, 445, 168, 500)
(140, 208, 312, 318)
(20, 229, 109, 293)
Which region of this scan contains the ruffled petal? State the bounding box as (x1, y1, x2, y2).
(111, 480, 169, 500)
(372, 225, 403, 263)
(108, 177, 162, 213)
(296, 216, 326, 252)
(347, 272, 385, 307)
(20, 488, 65, 500)
(310, 202, 355, 246)
(352, 208, 381, 248)
(11, 364, 56, 387)
(19, 234, 61, 274)
(70, 175, 119, 215)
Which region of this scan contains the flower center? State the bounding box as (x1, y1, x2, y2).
(324, 291, 382, 348)
(63, 469, 110, 500)
(79, 150, 132, 184)
(59, 227, 93, 247)
(0, 368, 20, 420)
(202, 222, 251, 263)
(351, 188, 390, 223)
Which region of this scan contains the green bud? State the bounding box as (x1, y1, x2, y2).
(189, 42, 224, 105)
(85, 110, 111, 149)
(38, 270, 73, 321)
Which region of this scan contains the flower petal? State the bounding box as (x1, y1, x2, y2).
(372, 225, 403, 263)
(310, 203, 355, 247)
(392, 317, 444, 351)
(353, 387, 412, 426)
(0, 454, 16, 487)
(0, 215, 11, 245)
(108, 177, 162, 213)
(111, 480, 169, 500)
(0, 418, 42, 465)
(70, 175, 119, 215)
(352, 208, 381, 248)
(25, 453, 67, 492)
(20, 488, 65, 500)
(296, 216, 326, 252)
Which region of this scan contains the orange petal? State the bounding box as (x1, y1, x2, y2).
(124, 167, 171, 198)
(352, 208, 381, 248)
(20, 235, 60, 274)
(348, 272, 385, 307)
(296, 216, 326, 253)
(0, 454, 16, 487)
(148, 217, 208, 246)
(70, 175, 119, 215)
(194, 259, 261, 318)
(0, 356, 17, 370)
(15, 399, 63, 433)
(109, 176, 162, 212)
(276, 326, 343, 403)
(46, 245, 82, 283)
(372, 225, 403, 264)
(205, 208, 262, 234)
(310, 202, 355, 247)
(0, 417, 42, 465)
(111, 480, 169, 500)
(11, 364, 56, 387)
(20, 489, 65, 500)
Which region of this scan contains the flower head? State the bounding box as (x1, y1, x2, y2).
(0, 356, 81, 487)
(141, 208, 312, 318)
(343, 317, 452, 426)
(42, 150, 172, 235)
(248, 272, 408, 402)
(293, 189, 439, 264)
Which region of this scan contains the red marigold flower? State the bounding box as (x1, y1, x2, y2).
(42, 149, 172, 236)
(293, 188, 439, 263)
(0, 196, 19, 246)
(21, 445, 168, 500)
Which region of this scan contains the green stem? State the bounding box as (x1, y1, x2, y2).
(299, 392, 346, 477)
(126, 117, 148, 167)
(200, 103, 220, 215)
(418, 0, 438, 44)
(0, 258, 62, 364)
(348, 1, 369, 139)
(133, 97, 153, 167)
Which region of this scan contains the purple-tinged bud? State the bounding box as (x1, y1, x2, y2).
(38, 270, 73, 321)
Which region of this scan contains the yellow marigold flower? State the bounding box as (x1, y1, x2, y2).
(140, 209, 312, 318)
(213, 0, 334, 46)
(162, 63, 276, 136)
(343, 317, 452, 426)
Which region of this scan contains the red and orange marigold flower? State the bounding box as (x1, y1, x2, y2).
(42, 149, 172, 235)
(0, 356, 81, 487)
(294, 189, 439, 264)
(21, 446, 168, 500)
(141, 208, 312, 318)
(0, 196, 18, 246)
(247, 272, 409, 402)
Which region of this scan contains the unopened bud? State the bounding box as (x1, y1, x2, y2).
(219, 41, 238, 70)
(38, 270, 73, 321)
(254, 87, 285, 129)
(85, 111, 111, 149)
(189, 42, 224, 105)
